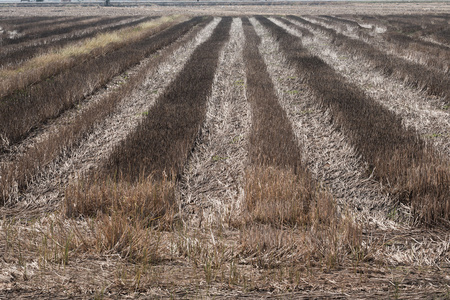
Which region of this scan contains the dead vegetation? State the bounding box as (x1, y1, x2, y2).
(105, 17, 232, 181)
(287, 15, 450, 106)
(0, 16, 179, 99)
(1, 11, 450, 299)
(0, 17, 210, 204)
(0, 16, 154, 68)
(312, 14, 450, 75)
(260, 16, 450, 226)
(240, 17, 361, 271)
(0, 16, 195, 148)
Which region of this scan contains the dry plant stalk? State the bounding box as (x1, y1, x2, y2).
(264, 16, 450, 226)
(0, 16, 180, 98)
(240, 17, 362, 269)
(65, 174, 176, 261)
(240, 166, 362, 269)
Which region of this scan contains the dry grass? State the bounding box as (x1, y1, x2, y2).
(106, 17, 232, 181)
(289, 15, 450, 105)
(239, 17, 363, 271)
(262, 15, 450, 226)
(2, 13, 450, 298)
(65, 174, 176, 262)
(0, 17, 209, 203)
(243, 167, 315, 227)
(0, 16, 154, 67)
(239, 166, 362, 270)
(0, 15, 181, 98)
(0, 16, 200, 148)
(65, 175, 176, 225)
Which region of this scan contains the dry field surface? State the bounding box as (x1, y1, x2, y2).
(0, 4, 450, 299)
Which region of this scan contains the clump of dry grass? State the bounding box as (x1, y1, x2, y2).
(65, 175, 176, 228)
(243, 166, 315, 227)
(94, 212, 164, 263)
(239, 167, 362, 269)
(64, 174, 176, 262)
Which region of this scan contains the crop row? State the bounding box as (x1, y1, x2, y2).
(345, 14, 450, 46)
(0, 17, 203, 148)
(0, 16, 116, 46)
(0, 17, 212, 204)
(287, 15, 450, 106)
(377, 14, 449, 44)
(259, 16, 450, 225)
(64, 17, 230, 226)
(0, 16, 66, 27)
(3, 16, 93, 32)
(242, 16, 325, 227)
(0, 16, 163, 98)
(314, 15, 450, 74)
(0, 16, 153, 67)
(105, 17, 232, 181)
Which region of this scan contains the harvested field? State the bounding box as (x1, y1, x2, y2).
(1, 5, 450, 299)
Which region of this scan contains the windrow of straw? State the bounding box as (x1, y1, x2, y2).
(238, 17, 361, 268)
(0, 17, 212, 204)
(0, 16, 202, 148)
(260, 16, 450, 225)
(0, 16, 148, 67)
(287, 15, 450, 105)
(105, 17, 232, 181)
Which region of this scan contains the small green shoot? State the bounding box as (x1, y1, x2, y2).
(212, 155, 227, 162)
(231, 135, 242, 144)
(234, 79, 245, 87)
